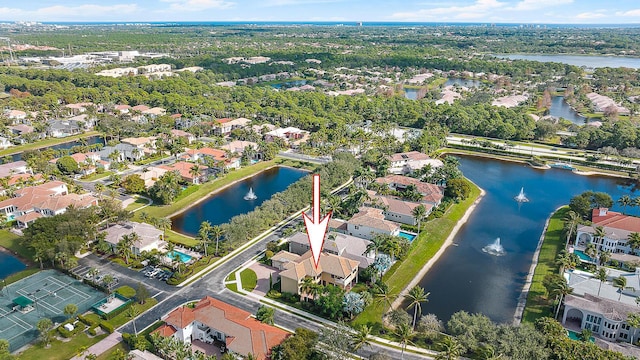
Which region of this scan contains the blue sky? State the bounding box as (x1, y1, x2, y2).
(2, 0, 640, 23)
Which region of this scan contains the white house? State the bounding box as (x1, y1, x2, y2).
(0, 137, 12, 150)
(563, 293, 640, 344)
(103, 222, 166, 255)
(287, 231, 375, 269)
(365, 190, 431, 226)
(388, 151, 443, 175)
(575, 208, 640, 264)
(345, 207, 401, 240)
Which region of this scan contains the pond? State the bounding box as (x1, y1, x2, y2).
(417, 155, 638, 323)
(0, 251, 26, 280)
(9, 135, 105, 162)
(444, 78, 481, 88)
(404, 87, 420, 100)
(270, 80, 308, 89)
(172, 166, 308, 236)
(550, 96, 586, 125)
(495, 54, 640, 69)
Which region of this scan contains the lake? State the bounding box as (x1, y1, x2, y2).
(418, 155, 638, 323)
(550, 96, 586, 125)
(270, 80, 308, 89)
(496, 54, 640, 69)
(9, 135, 104, 162)
(404, 87, 420, 100)
(172, 166, 308, 236)
(444, 78, 481, 88)
(0, 252, 26, 280)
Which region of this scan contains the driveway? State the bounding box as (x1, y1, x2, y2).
(248, 262, 280, 297)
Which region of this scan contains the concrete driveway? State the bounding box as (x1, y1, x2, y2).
(249, 262, 280, 297)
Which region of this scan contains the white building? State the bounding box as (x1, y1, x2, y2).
(388, 151, 442, 175)
(103, 222, 166, 256)
(575, 208, 640, 263)
(345, 207, 401, 240)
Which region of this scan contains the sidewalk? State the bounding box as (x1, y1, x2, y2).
(70, 331, 122, 360)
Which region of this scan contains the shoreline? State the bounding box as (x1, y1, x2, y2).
(390, 182, 486, 310)
(0, 246, 36, 269)
(444, 149, 633, 180)
(512, 206, 562, 325)
(167, 163, 310, 224)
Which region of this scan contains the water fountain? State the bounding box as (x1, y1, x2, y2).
(482, 237, 506, 256)
(514, 187, 529, 203)
(244, 187, 257, 200)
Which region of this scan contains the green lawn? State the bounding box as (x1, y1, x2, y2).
(95, 342, 129, 360)
(165, 230, 198, 247)
(0, 131, 100, 157)
(353, 179, 481, 327)
(81, 171, 113, 182)
(521, 206, 568, 323)
(0, 229, 35, 262)
(16, 333, 107, 360)
(107, 297, 158, 328)
(226, 282, 239, 293)
(125, 197, 150, 212)
(3, 268, 40, 285)
(240, 269, 258, 292)
(136, 159, 278, 220)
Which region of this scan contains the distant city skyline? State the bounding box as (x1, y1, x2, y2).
(1, 0, 640, 24)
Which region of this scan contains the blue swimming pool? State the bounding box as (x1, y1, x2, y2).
(398, 230, 417, 241)
(167, 250, 192, 263)
(567, 330, 595, 343)
(574, 249, 595, 262)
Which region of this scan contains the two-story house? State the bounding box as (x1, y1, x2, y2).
(365, 190, 431, 226)
(103, 222, 166, 256)
(345, 207, 401, 240)
(375, 174, 444, 206)
(575, 209, 640, 266)
(388, 151, 443, 175)
(152, 296, 288, 360)
(287, 231, 375, 270)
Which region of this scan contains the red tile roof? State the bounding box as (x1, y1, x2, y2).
(153, 324, 177, 337)
(157, 296, 289, 360)
(216, 118, 232, 124)
(592, 208, 640, 233)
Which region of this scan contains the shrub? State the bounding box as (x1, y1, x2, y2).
(116, 285, 137, 299)
(88, 326, 97, 336)
(267, 290, 282, 299)
(265, 250, 274, 259)
(77, 314, 98, 327)
(57, 322, 86, 338)
(100, 321, 115, 334)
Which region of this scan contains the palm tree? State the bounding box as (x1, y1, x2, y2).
(596, 267, 608, 296)
(584, 243, 598, 261)
(117, 234, 135, 264)
(627, 232, 640, 256)
(412, 205, 427, 232)
(198, 221, 213, 256)
(435, 336, 464, 360)
(614, 276, 628, 301)
(365, 235, 385, 260)
(94, 183, 105, 199)
(211, 225, 223, 256)
(299, 277, 321, 301)
(599, 250, 611, 266)
(103, 275, 115, 293)
(373, 282, 396, 308)
(405, 286, 429, 329)
(395, 323, 413, 360)
(563, 210, 580, 247)
(618, 195, 632, 214)
(555, 251, 578, 274)
(626, 313, 640, 345)
(127, 305, 140, 336)
(155, 217, 172, 237)
(550, 278, 573, 319)
(594, 226, 606, 248)
(189, 164, 202, 184)
(350, 324, 372, 352)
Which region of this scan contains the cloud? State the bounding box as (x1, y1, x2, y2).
(261, 0, 342, 7)
(575, 11, 607, 20)
(160, 0, 234, 11)
(391, 0, 505, 20)
(616, 9, 640, 17)
(0, 4, 139, 21)
(511, 0, 573, 11)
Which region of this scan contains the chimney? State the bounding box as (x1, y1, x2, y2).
(599, 208, 608, 217)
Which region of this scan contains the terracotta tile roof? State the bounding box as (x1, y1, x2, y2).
(375, 175, 443, 204)
(159, 297, 288, 359)
(157, 161, 208, 181)
(280, 250, 359, 281)
(152, 324, 177, 337)
(591, 208, 640, 234)
(131, 105, 150, 112)
(366, 190, 427, 216)
(6, 173, 43, 187)
(34, 193, 98, 212)
(216, 118, 232, 124)
(15, 212, 43, 223)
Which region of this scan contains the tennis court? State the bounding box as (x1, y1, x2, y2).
(0, 270, 106, 352)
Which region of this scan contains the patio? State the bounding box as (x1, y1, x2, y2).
(191, 339, 224, 359)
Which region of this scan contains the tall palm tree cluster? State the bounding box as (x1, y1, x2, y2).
(149, 333, 226, 360)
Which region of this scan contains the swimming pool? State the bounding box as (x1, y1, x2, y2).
(574, 249, 595, 262)
(398, 230, 417, 241)
(167, 250, 192, 263)
(567, 330, 595, 343)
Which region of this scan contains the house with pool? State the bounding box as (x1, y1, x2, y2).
(387, 151, 443, 175)
(365, 190, 432, 226)
(344, 206, 401, 240)
(575, 208, 640, 266)
(287, 231, 375, 270)
(375, 174, 444, 206)
(563, 293, 640, 345)
(103, 221, 166, 256)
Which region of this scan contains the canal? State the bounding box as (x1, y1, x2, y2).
(172, 166, 308, 236)
(418, 155, 638, 323)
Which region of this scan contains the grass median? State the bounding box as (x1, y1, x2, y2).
(353, 178, 481, 328)
(521, 206, 567, 323)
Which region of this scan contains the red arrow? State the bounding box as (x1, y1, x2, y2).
(302, 174, 332, 268)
